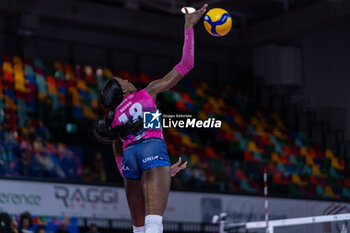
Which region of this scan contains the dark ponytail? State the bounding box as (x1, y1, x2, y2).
(93, 78, 143, 144)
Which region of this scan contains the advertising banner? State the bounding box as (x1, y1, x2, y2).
(1, 179, 349, 230)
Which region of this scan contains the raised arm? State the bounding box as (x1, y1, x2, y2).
(145, 4, 208, 98)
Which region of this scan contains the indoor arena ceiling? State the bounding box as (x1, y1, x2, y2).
(79, 0, 326, 25)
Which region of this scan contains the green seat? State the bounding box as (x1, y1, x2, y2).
(230, 141, 240, 152)
(277, 164, 287, 173)
(302, 165, 312, 175)
(295, 137, 303, 147)
(274, 143, 283, 154)
(24, 65, 34, 75)
(34, 58, 43, 68)
(234, 132, 243, 141)
(44, 62, 54, 76)
(329, 167, 339, 178)
(163, 91, 175, 102)
(262, 153, 270, 162)
(289, 184, 298, 196)
(316, 186, 327, 198)
(247, 125, 255, 133)
(269, 135, 277, 144)
(239, 140, 248, 151)
(253, 152, 263, 161)
(54, 70, 64, 79)
(240, 180, 255, 193)
(321, 165, 329, 175)
(343, 188, 350, 198)
(172, 92, 182, 101)
(297, 156, 306, 164)
(323, 159, 331, 167)
(289, 155, 297, 164)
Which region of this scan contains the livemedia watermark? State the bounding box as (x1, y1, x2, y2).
(143, 110, 222, 129)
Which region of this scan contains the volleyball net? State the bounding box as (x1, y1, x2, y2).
(212, 212, 350, 233)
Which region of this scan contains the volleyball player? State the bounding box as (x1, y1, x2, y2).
(93, 4, 208, 233)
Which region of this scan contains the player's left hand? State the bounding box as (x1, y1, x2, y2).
(171, 157, 187, 177)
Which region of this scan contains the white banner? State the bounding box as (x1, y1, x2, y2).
(0, 179, 130, 219)
(1, 179, 349, 228)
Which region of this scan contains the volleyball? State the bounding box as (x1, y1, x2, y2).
(204, 8, 232, 37)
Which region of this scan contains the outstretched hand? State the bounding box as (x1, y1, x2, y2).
(184, 4, 208, 28)
(171, 157, 188, 177)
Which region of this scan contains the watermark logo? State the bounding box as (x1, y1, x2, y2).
(143, 111, 222, 129)
(143, 110, 162, 129)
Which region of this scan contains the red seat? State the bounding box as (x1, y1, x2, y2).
(244, 150, 255, 161)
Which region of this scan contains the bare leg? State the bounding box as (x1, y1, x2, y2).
(141, 166, 171, 215)
(124, 178, 146, 227)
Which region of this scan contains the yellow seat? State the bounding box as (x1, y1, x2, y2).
(3, 62, 13, 73)
(292, 174, 307, 186)
(273, 128, 282, 138)
(208, 97, 216, 106)
(216, 98, 225, 108)
(234, 115, 244, 125)
(103, 68, 113, 77)
(91, 99, 99, 109)
(312, 165, 324, 177)
(300, 147, 308, 156)
(276, 119, 287, 131)
(305, 155, 315, 166)
(181, 135, 195, 147)
(54, 61, 63, 70)
(4, 97, 16, 109)
(221, 122, 231, 132)
(69, 88, 81, 106)
(255, 125, 264, 133)
(325, 186, 340, 199)
(247, 141, 259, 152)
(65, 71, 75, 80)
(14, 62, 23, 68)
(13, 56, 22, 64)
(77, 79, 89, 90)
(325, 149, 334, 159)
(38, 92, 47, 100)
(14, 71, 25, 80)
(201, 82, 209, 90)
(83, 106, 97, 119)
(250, 117, 259, 127)
(195, 88, 205, 98)
(331, 157, 342, 170)
(271, 152, 280, 163)
(190, 154, 199, 164)
(14, 83, 26, 92)
(197, 110, 208, 121)
(48, 85, 58, 95)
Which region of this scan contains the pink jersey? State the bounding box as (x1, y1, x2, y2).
(111, 89, 163, 149)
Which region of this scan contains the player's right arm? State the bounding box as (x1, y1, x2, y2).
(145, 4, 208, 99)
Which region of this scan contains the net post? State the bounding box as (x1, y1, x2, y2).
(264, 167, 269, 233)
(268, 225, 274, 233)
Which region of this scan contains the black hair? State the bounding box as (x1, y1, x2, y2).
(99, 78, 124, 109)
(0, 212, 11, 233)
(93, 78, 143, 144)
(20, 211, 33, 227)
